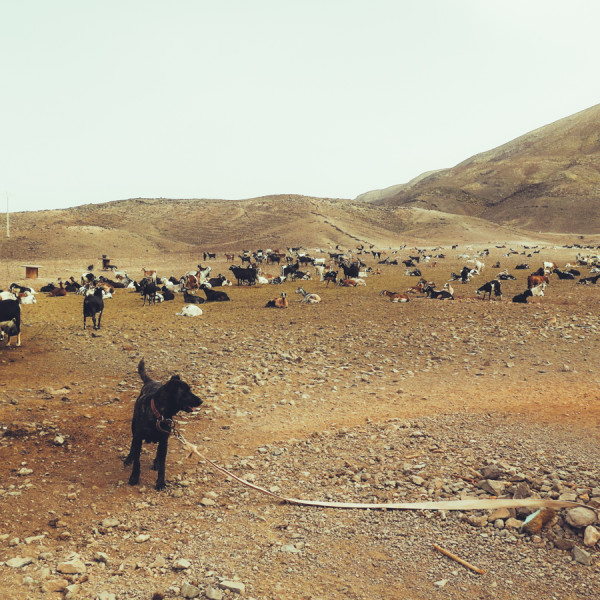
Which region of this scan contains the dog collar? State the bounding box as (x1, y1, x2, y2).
(151, 397, 172, 434)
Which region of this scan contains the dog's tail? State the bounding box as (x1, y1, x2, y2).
(137, 358, 151, 384)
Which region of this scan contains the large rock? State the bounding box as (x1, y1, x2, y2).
(583, 525, 600, 547)
(566, 507, 597, 528)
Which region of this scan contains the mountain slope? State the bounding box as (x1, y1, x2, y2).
(363, 104, 600, 233)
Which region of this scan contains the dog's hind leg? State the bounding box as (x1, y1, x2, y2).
(124, 434, 143, 486)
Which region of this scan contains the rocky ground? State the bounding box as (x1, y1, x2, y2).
(0, 245, 599, 599)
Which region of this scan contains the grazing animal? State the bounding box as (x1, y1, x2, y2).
(140, 278, 158, 305)
(515, 263, 530, 270)
(183, 290, 206, 304)
(8, 283, 34, 295)
(177, 305, 203, 317)
(379, 290, 409, 303)
(476, 279, 502, 300)
(512, 289, 533, 303)
(530, 283, 546, 296)
(497, 270, 516, 280)
(553, 268, 575, 280)
(323, 270, 338, 286)
(338, 278, 364, 287)
(124, 359, 203, 490)
(83, 287, 104, 329)
(200, 283, 230, 302)
(423, 283, 454, 299)
(527, 275, 549, 289)
(224, 253, 235, 262)
(578, 274, 600, 285)
(229, 265, 258, 286)
(266, 292, 288, 308)
(40, 282, 56, 293)
(0, 299, 21, 346)
(295, 287, 321, 304)
(48, 281, 67, 297)
(141, 268, 157, 281)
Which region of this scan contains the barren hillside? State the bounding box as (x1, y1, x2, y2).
(359, 104, 600, 234)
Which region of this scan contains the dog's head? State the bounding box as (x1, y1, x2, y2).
(163, 375, 203, 414)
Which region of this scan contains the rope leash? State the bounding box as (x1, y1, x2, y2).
(174, 431, 590, 512)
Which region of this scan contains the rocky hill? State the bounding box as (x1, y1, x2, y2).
(0, 195, 550, 263)
(359, 104, 600, 234)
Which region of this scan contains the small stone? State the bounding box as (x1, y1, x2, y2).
(101, 517, 120, 528)
(205, 585, 224, 600)
(6, 556, 34, 568)
(172, 558, 191, 570)
(488, 508, 510, 521)
(411, 475, 425, 486)
(434, 579, 448, 588)
(583, 525, 600, 547)
(181, 582, 201, 598)
(135, 534, 150, 543)
(200, 498, 216, 506)
(566, 507, 597, 528)
(41, 579, 69, 593)
(281, 544, 300, 553)
(57, 558, 86, 574)
(478, 479, 505, 496)
(219, 580, 245, 594)
(553, 537, 575, 551)
(94, 552, 109, 563)
(572, 546, 592, 566)
(505, 518, 523, 529)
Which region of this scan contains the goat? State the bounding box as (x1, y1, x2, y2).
(48, 281, 67, 297)
(379, 290, 409, 303)
(83, 287, 104, 330)
(0, 299, 21, 346)
(512, 289, 533, 303)
(476, 279, 502, 300)
(140, 278, 158, 306)
(200, 283, 230, 302)
(266, 292, 288, 308)
(553, 268, 575, 280)
(423, 283, 454, 299)
(323, 270, 338, 286)
(295, 287, 321, 304)
(578, 274, 600, 285)
(527, 275, 549, 289)
(183, 290, 206, 304)
(141, 268, 157, 281)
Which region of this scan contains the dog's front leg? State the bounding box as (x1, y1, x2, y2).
(154, 439, 169, 490)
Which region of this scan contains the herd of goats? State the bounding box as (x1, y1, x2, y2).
(2, 245, 600, 343)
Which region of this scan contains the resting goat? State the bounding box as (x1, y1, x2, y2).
(266, 292, 288, 308)
(200, 283, 230, 302)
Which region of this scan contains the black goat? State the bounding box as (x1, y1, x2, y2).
(140, 278, 158, 306)
(183, 290, 206, 304)
(83, 287, 104, 329)
(476, 279, 502, 300)
(200, 284, 230, 302)
(512, 289, 533, 303)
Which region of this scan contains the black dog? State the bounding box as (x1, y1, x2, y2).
(124, 359, 203, 490)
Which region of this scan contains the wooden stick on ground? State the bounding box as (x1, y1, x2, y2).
(432, 543, 485, 575)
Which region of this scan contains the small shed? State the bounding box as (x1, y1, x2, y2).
(21, 265, 43, 279)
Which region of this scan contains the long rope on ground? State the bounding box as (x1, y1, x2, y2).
(175, 432, 590, 512)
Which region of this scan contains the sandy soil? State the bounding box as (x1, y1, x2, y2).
(0, 245, 599, 599)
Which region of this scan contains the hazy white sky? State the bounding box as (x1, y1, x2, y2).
(2, 1, 598, 212)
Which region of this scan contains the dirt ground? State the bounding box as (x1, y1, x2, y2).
(1, 245, 599, 599)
